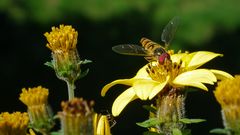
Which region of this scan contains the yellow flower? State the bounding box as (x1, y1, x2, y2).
(19, 86, 54, 134)
(93, 113, 111, 135)
(214, 75, 240, 133)
(19, 86, 49, 106)
(0, 112, 29, 135)
(102, 51, 233, 116)
(44, 25, 78, 52)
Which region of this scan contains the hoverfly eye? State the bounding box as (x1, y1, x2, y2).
(154, 48, 165, 55)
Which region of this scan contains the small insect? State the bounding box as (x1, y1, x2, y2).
(100, 110, 117, 128)
(112, 16, 180, 64)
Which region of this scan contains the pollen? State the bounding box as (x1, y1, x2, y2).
(19, 86, 49, 107)
(44, 25, 78, 52)
(0, 112, 29, 135)
(146, 59, 183, 83)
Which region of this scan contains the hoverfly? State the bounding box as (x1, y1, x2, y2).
(112, 16, 180, 64)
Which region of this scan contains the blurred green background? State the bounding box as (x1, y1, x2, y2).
(0, 0, 240, 134)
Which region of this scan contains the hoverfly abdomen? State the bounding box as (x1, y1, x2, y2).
(140, 37, 169, 62)
(140, 37, 159, 51)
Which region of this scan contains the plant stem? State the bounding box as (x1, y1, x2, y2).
(155, 88, 185, 134)
(67, 80, 75, 100)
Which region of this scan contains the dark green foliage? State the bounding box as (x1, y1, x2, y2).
(179, 118, 206, 124)
(136, 118, 163, 128)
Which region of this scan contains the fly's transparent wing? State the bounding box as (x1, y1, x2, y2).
(161, 16, 180, 47)
(112, 44, 149, 56)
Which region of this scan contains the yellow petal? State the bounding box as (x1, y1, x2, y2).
(134, 65, 151, 79)
(93, 113, 98, 134)
(29, 129, 36, 135)
(102, 64, 152, 97)
(184, 51, 222, 70)
(171, 53, 188, 63)
(96, 116, 105, 135)
(210, 69, 234, 80)
(101, 79, 133, 96)
(149, 76, 170, 100)
(133, 80, 159, 100)
(96, 115, 111, 135)
(112, 87, 138, 116)
(183, 82, 208, 91)
(104, 116, 111, 135)
(173, 69, 217, 89)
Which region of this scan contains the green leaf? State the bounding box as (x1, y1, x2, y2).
(136, 118, 162, 128)
(44, 61, 54, 68)
(179, 118, 206, 124)
(143, 105, 157, 113)
(143, 131, 163, 135)
(79, 59, 92, 65)
(210, 128, 230, 134)
(172, 128, 182, 135)
(79, 68, 89, 79)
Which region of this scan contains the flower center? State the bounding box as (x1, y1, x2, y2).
(146, 59, 183, 84)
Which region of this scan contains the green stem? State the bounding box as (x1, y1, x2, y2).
(67, 80, 75, 100)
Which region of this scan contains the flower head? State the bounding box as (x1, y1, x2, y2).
(58, 98, 96, 135)
(0, 112, 29, 135)
(44, 25, 91, 100)
(102, 51, 233, 116)
(44, 25, 81, 83)
(19, 86, 54, 134)
(19, 86, 49, 106)
(214, 75, 240, 133)
(44, 25, 78, 52)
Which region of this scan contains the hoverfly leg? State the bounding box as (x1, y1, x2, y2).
(144, 56, 154, 62)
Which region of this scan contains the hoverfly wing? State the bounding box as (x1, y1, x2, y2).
(161, 16, 180, 48)
(112, 44, 149, 56)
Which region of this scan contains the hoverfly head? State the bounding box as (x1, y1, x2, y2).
(153, 47, 165, 56)
(158, 52, 171, 64)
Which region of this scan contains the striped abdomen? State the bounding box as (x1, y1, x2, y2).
(140, 37, 166, 56)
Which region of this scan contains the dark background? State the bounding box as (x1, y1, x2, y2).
(0, 0, 240, 134)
